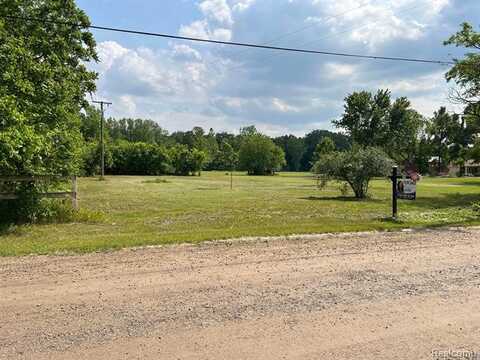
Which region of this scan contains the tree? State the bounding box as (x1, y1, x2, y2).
(313, 147, 393, 199)
(212, 141, 238, 171)
(0, 0, 97, 221)
(312, 137, 335, 164)
(238, 133, 286, 175)
(334, 90, 423, 165)
(274, 135, 305, 171)
(444, 23, 480, 108)
(300, 130, 350, 170)
(106, 118, 169, 145)
(169, 145, 207, 176)
(80, 105, 102, 142)
(334, 90, 391, 148)
(444, 23, 480, 164)
(426, 107, 465, 172)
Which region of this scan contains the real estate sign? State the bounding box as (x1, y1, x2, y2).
(397, 178, 416, 200)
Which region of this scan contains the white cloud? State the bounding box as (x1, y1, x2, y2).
(232, 0, 256, 12)
(324, 62, 356, 77)
(88, 0, 468, 136)
(179, 20, 232, 41)
(199, 0, 233, 26)
(271, 98, 300, 113)
(311, 0, 450, 49)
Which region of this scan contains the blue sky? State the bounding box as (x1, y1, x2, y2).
(76, 0, 480, 136)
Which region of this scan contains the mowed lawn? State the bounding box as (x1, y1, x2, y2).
(1, 172, 480, 256)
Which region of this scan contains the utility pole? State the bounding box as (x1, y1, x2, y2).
(92, 100, 112, 180)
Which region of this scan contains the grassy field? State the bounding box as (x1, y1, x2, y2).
(1, 172, 479, 256)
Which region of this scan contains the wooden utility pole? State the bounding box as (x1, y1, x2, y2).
(92, 100, 112, 179)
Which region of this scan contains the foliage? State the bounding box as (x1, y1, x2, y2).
(107, 118, 170, 145)
(425, 107, 469, 172)
(312, 137, 336, 164)
(300, 130, 350, 171)
(239, 134, 286, 175)
(81, 141, 113, 176)
(109, 142, 171, 176)
(169, 144, 207, 176)
(444, 23, 480, 106)
(211, 141, 239, 171)
(80, 105, 102, 142)
(444, 23, 480, 163)
(313, 147, 394, 199)
(0, 0, 97, 222)
(274, 135, 305, 171)
(334, 90, 423, 164)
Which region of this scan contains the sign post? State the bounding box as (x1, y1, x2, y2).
(390, 166, 419, 220)
(391, 166, 398, 220)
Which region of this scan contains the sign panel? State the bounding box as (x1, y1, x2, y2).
(397, 178, 416, 200)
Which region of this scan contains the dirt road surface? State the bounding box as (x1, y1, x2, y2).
(1, 227, 480, 359)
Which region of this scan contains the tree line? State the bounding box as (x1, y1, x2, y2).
(80, 109, 351, 176)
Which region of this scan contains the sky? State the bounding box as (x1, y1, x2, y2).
(76, 0, 479, 136)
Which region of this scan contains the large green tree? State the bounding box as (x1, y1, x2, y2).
(239, 133, 286, 175)
(334, 89, 423, 164)
(0, 0, 98, 176)
(444, 23, 480, 162)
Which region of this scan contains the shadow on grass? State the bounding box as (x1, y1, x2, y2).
(412, 193, 480, 210)
(0, 222, 18, 236)
(300, 196, 383, 203)
(451, 180, 480, 187)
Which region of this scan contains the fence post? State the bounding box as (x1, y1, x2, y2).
(71, 176, 78, 210)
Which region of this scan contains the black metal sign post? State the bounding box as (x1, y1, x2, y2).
(391, 166, 398, 220)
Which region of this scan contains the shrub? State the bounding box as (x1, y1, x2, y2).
(81, 142, 113, 176)
(313, 146, 394, 199)
(239, 134, 286, 175)
(169, 145, 207, 176)
(109, 142, 171, 175)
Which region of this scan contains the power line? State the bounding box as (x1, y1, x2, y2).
(215, 0, 373, 59)
(223, 0, 432, 72)
(1, 15, 454, 65)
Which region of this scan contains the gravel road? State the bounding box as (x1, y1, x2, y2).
(1, 227, 480, 359)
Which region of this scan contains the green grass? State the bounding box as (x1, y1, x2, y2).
(1, 172, 479, 256)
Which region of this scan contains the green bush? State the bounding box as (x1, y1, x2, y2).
(313, 146, 394, 199)
(81, 142, 113, 176)
(169, 145, 207, 176)
(109, 142, 171, 175)
(239, 134, 286, 175)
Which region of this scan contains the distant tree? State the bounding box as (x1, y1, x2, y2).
(300, 130, 350, 170)
(312, 137, 336, 164)
(212, 141, 238, 171)
(108, 142, 170, 176)
(313, 147, 393, 199)
(107, 118, 169, 144)
(239, 125, 258, 137)
(239, 133, 286, 175)
(385, 97, 424, 164)
(169, 145, 207, 176)
(80, 105, 102, 142)
(426, 107, 467, 172)
(274, 135, 305, 171)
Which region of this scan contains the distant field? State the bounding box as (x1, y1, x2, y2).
(1, 172, 479, 256)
